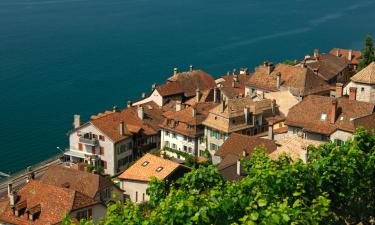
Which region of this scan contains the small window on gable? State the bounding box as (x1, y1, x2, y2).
(156, 167, 164, 172)
(320, 114, 327, 121)
(361, 87, 365, 92)
(142, 161, 149, 167)
(340, 116, 344, 121)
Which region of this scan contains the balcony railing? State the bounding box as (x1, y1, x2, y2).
(79, 137, 99, 146)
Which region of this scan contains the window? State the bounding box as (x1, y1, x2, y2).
(142, 193, 145, 202)
(183, 136, 187, 141)
(99, 135, 105, 141)
(210, 143, 218, 151)
(78, 143, 83, 151)
(209, 129, 213, 137)
(172, 143, 177, 149)
(76, 209, 92, 221)
(188, 147, 192, 153)
(361, 87, 365, 92)
(91, 146, 95, 154)
(183, 146, 187, 152)
(127, 142, 133, 149)
(188, 137, 192, 142)
(100, 146, 104, 155)
(320, 114, 327, 121)
(142, 161, 149, 167)
(101, 160, 107, 169)
(164, 141, 170, 147)
(135, 192, 138, 202)
(172, 133, 177, 139)
(118, 155, 131, 168)
(215, 131, 220, 140)
(92, 134, 98, 139)
(156, 167, 164, 172)
(166, 131, 170, 137)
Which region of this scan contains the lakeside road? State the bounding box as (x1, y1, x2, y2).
(0, 158, 63, 197)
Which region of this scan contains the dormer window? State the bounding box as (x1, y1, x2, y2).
(340, 116, 344, 121)
(141, 161, 149, 167)
(27, 204, 41, 221)
(156, 167, 164, 172)
(320, 114, 327, 121)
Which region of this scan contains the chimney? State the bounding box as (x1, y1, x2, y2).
(214, 88, 218, 103)
(173, 67, 178, 76)
(7, 183, 12, 197)
(176, 101, 182, 111)
(336, 49, 340, 57)
(276, 72, 281, 89)
(267, 63, 274, 75)
(330, 99, 338, 124)
(26, 172, 35, 183)
(244, 107, 249, 124)
(192, 108, 197, 117)
(73, 114, 81, 129)
(349, 87, 357, 101)
(137, 106, 144, 120)
(151, 83, 156, 91)
(189, 65, 194, 72)
(240, 68, 248, 75)
(9, 191, 17, 207)
(335, 83, 343, 98)
(127, 101, 132, 108)
(268, 123, 274, 140)
(119, 121, 125, 136)
(232, 79, 236, 88)
(232, 68, 236, 75)
(236, 160, 241, 176)
(196, 89, 201, 102)
(112, 105, 118, 112)
(314, 49, 319, 58)
(263, 61, 269, 67)
(220, 101, 225, 113)
(348, 49, 353, 61)
(271, 99, 276, 115)
(141, 92, 146, 98)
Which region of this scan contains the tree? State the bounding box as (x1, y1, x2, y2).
(74, 128, 375, 224)
(358, 35, 375, 71)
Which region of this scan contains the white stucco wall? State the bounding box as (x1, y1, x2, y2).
(133, 89, 164, 106)
(330, 130, 353, 142)
(344, 81, 375, 103)
(69, 123, 116, 175)
(121, 180, 149, 203)
(70, 204, 107, 224)
(161, 129, 199, 156)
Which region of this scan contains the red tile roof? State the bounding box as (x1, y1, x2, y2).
(40, 165, 117, 199)
(306, 53, 349, 81)
(118, 153, 183, 182)
(216, 133, 277, 158)
(285, 95, 375, 134)
(329, 48, 362, 65)
(247, 63, 331, 96)
(156, 70, 216, 97)
(0, 181, 98, 225)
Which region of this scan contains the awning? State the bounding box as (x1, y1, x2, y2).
(64, 150, 86, 159)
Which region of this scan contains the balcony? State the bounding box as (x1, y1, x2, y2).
(79, 137, 99, 146)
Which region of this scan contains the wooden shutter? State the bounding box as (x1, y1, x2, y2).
(78, 143, 83, 151)
(91, 146, 95, 154)
(100, 147, 104, 155)
(88, 208, 92, 218)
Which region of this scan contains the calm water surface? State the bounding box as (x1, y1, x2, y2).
(1, 0, 374, 173)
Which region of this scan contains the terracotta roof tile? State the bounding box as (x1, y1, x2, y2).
(285, 95, 375, 134)
(40, 165, 115, 199)
(216, 133, 277, 157)
(329, 48, 362, 65)
(0, 181, 98, 225)
(351, 62, 375, 84)
(306, 53, 349, 81)
(118, 153, 182, 182)
(157, 70, 216, 97)
(247, 63, 331, 96)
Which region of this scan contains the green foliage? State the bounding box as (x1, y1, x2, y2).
(146, 177, 168, 207)
(358, 35, 375, 71)
(163, 147, 198, 168)
(99, 128, 375, 224)
(282, 59, 296, 65)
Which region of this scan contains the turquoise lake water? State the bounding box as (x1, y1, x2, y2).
(0, 0, 375, 174)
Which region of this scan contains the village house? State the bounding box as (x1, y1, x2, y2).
(118, 153, 190, 203)
(215, 133, 277, 180)
(64, 102, 163, 176)
(202, 95, 284, 163)
(343, 62, 375, 103)
(245, 62, 332, 100)
(329, 48, 362, 70)
(285, 95, 375, 144)
(0, 180, 106, 224)
(133, 66, 216, 107)
(40, 166, 123, 204)
(215, 69, 252, 100)
(160, 101, 218, 158)
(303, 49, 351, 84)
